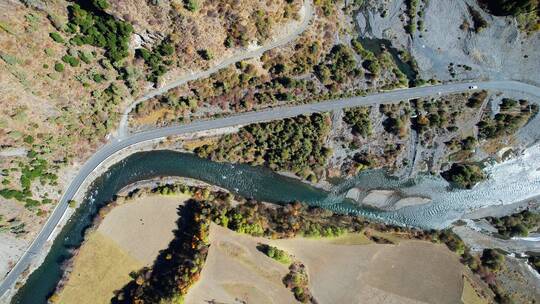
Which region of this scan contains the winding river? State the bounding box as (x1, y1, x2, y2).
(11, 143, 540, 303)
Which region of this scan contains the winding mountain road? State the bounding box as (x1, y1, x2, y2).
(2, 80, 540, 299)
(117, 0, 315, 136)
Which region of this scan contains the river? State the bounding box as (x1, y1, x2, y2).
(11, 144, 540, 303)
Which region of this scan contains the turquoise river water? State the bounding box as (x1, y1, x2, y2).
(11, 146, 540, 303)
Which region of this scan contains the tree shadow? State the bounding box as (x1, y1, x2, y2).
(111, 199, 207, 303)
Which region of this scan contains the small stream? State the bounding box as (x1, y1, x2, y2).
(358, 37, 418, 82)
(12, 144, 540, 303)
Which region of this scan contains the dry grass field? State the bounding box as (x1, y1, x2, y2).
(185, 224, 482, 304)
(54, 195, 188, 303)
(184, 224, 296, 304)
(54, 232, 142, 304)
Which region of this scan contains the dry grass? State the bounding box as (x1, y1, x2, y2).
(185, 224, 469, 304)
(131, 108, 174, 127)
(97, 194, 189, 263)
(327, 231, 373, 245)
(182, 137, 219, 151)
(54, 232, 143, 304)
(268, 236, 465, 303)
(54, 194, 189, 303)
(363, 241, 464, 304)
(461, 275, 489, 304)
(184, 224, 296, 304)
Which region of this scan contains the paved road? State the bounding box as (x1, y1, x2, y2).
(117, 0, 315, 136)
(1, 80, 540, 299)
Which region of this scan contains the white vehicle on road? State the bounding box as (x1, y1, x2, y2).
(469, 85, 478, 90)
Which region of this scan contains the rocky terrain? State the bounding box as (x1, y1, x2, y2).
(357, 0, 540, 85)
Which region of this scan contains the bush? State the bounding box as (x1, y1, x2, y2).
(92, 0, 110, 10)
(198, 49, 213, 60)
(136, 39, 175, 83)
(67, 3, 133, 63)
(62, 54, 80, 67)
(54, 62, 65, 72)
(49, 32, 64, 43)
(78, 51, 93, 64)
(184, 0, 198, 12)
(469, 6, 488, 32)
(343, 106, 372, 138)
(500, 98, 518, 111)
(315, 44, 360, 84)
(93, 73, 104, 83)
(441, 163, 486, 189)
(487, 210, 540, 238)
(481, 248, 505, 272)
(257, 244, 292, 264)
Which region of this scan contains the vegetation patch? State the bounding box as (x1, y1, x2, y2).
(468, 6, 488, 33)
(486, 210, 540, 238)
(529, 255, 540, 274)
(405, 0, 420, 34)
(195, 113, 333, 182)
(315, 44, 361, 89)
(111, 200, 210, 304)
(136, 38, 175, 83)
(283, 262, 313, 303)
(477, 98, 538, 139)
(257, 244, 292, 265)
(343, 106, 373, 138)
(442, 163, 486, 189)
(66, 0, 133, 64)
(480, 0, 539, 32)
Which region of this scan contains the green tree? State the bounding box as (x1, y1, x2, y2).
(184, 0, 199, 12)
(54, 62, 65, 72)
(49, 32, 64, 43)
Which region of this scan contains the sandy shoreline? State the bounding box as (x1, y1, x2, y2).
(345, 188, 432, 211)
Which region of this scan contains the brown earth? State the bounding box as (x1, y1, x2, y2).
(186, 224, 473, 304)
(53, 194, 189, 303)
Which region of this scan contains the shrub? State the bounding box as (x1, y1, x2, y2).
(78, 51, 93, 64)
(67, 3, 133, 63)
(49, 32, 64, 43)
(442, 163, 486, 189)
(136, 39, 175, 83)
(93, 73, 104, 83)
(481, 248, 505, 272)
(500, 98, 518, 111)
(62, 54, 80, 67)
(54, 62, 65, 72)
(184, 0, 198, 12)
(92, 0, 110, 10)
(315, 44, 360, 84)
(198, 49, 213, 60)
(344, 106, 372, 138)
(468, 6, 488, 32)
(23, 135, 34, 144)
(257, 244, 292, 264)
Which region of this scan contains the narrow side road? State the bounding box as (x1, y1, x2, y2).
(1, 80, 539, 299)
(117, 0, 315, 136)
